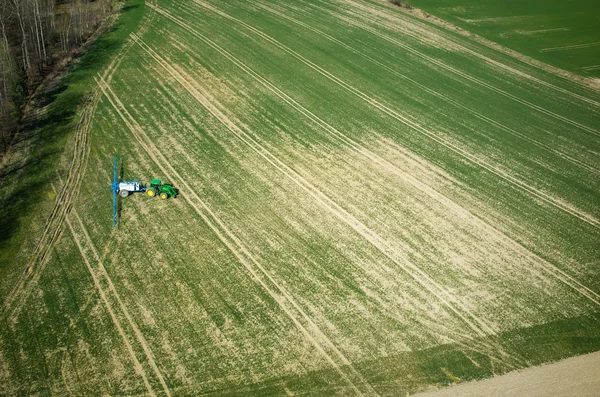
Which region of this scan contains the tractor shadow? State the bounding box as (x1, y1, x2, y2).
(117, 195, 123, 228)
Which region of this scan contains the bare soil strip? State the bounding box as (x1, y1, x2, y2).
(149, 4, 600, 311)
(96, 74, 375, 397)
(253, 1, 599, 175)
(185, 0, 600, 229)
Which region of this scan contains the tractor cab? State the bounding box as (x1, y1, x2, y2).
(146, 179, 179, 199)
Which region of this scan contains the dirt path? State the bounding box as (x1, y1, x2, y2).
(412, 350, 600, 397)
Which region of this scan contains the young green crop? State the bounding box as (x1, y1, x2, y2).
(1, 0, 599, 395)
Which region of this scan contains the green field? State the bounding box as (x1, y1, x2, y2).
(407, 0, 600, 77)
(1, 0, 600, 395)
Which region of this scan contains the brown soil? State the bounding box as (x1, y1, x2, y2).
(413, 350, 600, 396)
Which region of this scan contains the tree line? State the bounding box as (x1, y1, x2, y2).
(0, 0, 114, 155)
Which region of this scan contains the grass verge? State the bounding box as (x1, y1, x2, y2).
(0, 0, 146, 303)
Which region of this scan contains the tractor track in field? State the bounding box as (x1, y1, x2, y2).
(339, 0, 600, 108)
(150, 3, 600, 311)
(136, 35, 533, 369)
(66, 199, 172, 397)
(298, 0, 600, 116)
(0, 4, 159, 321)
(305, 1, 600, 137)
(133, 33, 502, 340)
(251, 1, 599, 176)
(1, 89, 96, 321)
(184, 0, 600, 230)
(60, 198, 158, 397)
(97, 72, 378, 397)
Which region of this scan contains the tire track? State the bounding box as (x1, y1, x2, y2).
(133, 33, 501, 340)
(306, 0, 600, 137)
(1, 89, 96, 320)
(183, 0, 600, 229)
(67, 200, 172, 397)
(252, 1, 599, 175)
(0, 5, 158, 319)
(60, 199, 157, 397)
(150, 4, 600, 310)
(96, 74, 376, 397)
(341, 0, 600, 108)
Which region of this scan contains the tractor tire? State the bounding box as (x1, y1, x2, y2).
(159, 192, 169, 200)
(120, 190, 129, 197)
(146, 188, 156, 197)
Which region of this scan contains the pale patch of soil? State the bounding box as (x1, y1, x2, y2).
(412, 350, 600, 397)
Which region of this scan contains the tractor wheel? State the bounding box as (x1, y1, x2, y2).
(146, 188, 155, 197)
(120, 190, 129, 197)
(159, 192, 169, 200)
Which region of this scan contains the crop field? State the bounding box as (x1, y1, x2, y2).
(1, 0, 600, 395)
(407, 0, 600, 78)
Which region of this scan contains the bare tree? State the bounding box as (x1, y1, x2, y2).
(9, 0, 32, 78)
(0, 0, 115, 154)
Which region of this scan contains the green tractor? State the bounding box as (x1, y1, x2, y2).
(146, 179, 178, 199)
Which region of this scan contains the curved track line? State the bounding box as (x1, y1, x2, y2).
(133, 33, 500, 342)
(1, 89, 96, 320)
(253, 1, 599, 175)
(151, 3, 600, 309)
(96, 74, 375, 397)
(185, 0, 600, 229)
(0, 5, 159, 319)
